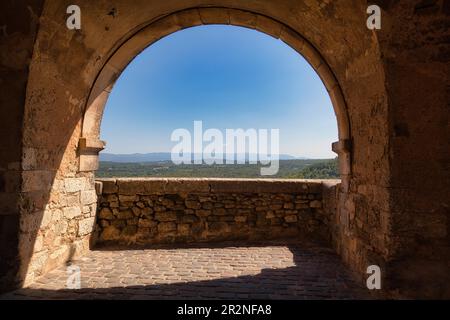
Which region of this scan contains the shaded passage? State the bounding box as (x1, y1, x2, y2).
(2, 242, 370, 300)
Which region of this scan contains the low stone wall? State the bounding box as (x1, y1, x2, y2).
(94, 178, 339, 246)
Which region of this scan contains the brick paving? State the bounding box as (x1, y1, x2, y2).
(2, 241, 371, 300)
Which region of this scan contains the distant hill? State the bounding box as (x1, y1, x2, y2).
(100, 152, 173, 163)
(99, 152, 305, 163)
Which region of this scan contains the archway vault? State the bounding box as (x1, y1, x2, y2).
(79, 7, 352, 181)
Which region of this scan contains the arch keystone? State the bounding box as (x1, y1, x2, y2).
(198, 8, 230, 25)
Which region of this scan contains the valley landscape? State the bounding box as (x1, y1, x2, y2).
(97, 153, 339, 179)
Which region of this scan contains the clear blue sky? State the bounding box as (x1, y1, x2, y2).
(101, 25, 338, 158)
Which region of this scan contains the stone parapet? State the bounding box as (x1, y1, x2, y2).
(94, 178, 340, 246)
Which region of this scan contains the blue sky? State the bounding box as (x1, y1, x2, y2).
(101, 25, 337, 158)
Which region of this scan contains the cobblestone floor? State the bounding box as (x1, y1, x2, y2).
(2, 241, 371, 300)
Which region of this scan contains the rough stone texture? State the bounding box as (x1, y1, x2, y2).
(14, 174, 98, 287)
(94, 179, 332, 246)
(375, 1, 450, 299)
(1, 241, 371, 300)
(0, 0, 448, 299)
(0, 0, 45, 292)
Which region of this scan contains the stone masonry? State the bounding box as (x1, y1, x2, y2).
(95, 179, 336, 246)
(1, 1, 448, 299)
(1, 241, 370, 300)
(19, 174, 98, 286)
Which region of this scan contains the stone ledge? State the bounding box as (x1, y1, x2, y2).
(96, 178, 340, 195)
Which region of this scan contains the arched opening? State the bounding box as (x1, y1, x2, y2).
(98, 24, 339, 179)
(11, 0, 445, 300)
(77, 9, 356, 283)
(15, 4, 395, 298)
(80, 8, 351, 184)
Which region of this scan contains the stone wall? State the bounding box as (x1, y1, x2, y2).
(0, 0, 45, 290)
(18, 174, 98, 286)
(94, 179, 337, 246)
(1, 0, 448, 298)
(376, 1, 450, 299)
(8, 0, 391, 295)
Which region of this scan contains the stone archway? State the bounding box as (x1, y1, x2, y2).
(79, 8, 352, 184)
(2, 0, 448, 300)
(12, 1, 394, 296)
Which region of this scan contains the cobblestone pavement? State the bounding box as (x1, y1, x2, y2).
(2, 242, 371, 300)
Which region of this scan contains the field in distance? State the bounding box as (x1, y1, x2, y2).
(96, 158, 339, 179)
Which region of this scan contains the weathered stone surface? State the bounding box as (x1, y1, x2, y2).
(185, 200, 201, 209)
(64, 178, 85, 193)
(310, 200, 322, 208)
(285, 215, 298, 223)
(20, 212, 41, 233)
(122, 225, 137, 236)
(101, 226, 120, 241)
(3, 243, 370, 300)
(96, 179, 327, 247)
(62, 206, 81, 220)
(78, 218, 95, 236)
(119, 195, 137, 202)
(98, 208, 114, 220)
(80, 190, 97, 205)
(2, 1, 448, 299)
(101, 180, 118, 194)
(155, 211, 177, 222)
(138, 218, 157, 228)
(177, 223, 190, 236)
(158, 222, 177, 233)
(117, 210, 133, 220)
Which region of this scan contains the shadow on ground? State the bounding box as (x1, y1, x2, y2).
(1, 241, 374, 300)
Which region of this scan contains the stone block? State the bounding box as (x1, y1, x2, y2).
(21, 171, 53, 192)
(212, 208, 227, 216)
(266, 211, 275, 219)
(63, 206, 81, 219)
(78, 217, 95, 236)
(122, 225, 137, 236)
(196, 209, 212, 217)
(101, 225, 120, 240)
(177, 223, 191, 235)
(284, 203, 295, 209)
(155, 211, 177, 222)
(198, 7, 230, 24)
(64, 178, 85, 193)
(285, 215, 298, 223)
(180, 215, 199, 223)
(186, 200, 201, 209)
(112, 220, 126, 229)
(255, 14, 282, 39)
(158, 222, 176, 233)
(119, 195, 137, 202)
(229, 10, 257, 28)
(81, 190, 97, 205)
(138, 218, 157, 228)
(208, 222, 230, 233)
(117, 179, 165, 195)
(310, 200, 322, 208)
(117, 209, 133, 220)
(101, 179, 118, 194)
(99, 208, 114, 220)
(20, 212, 41, 233)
